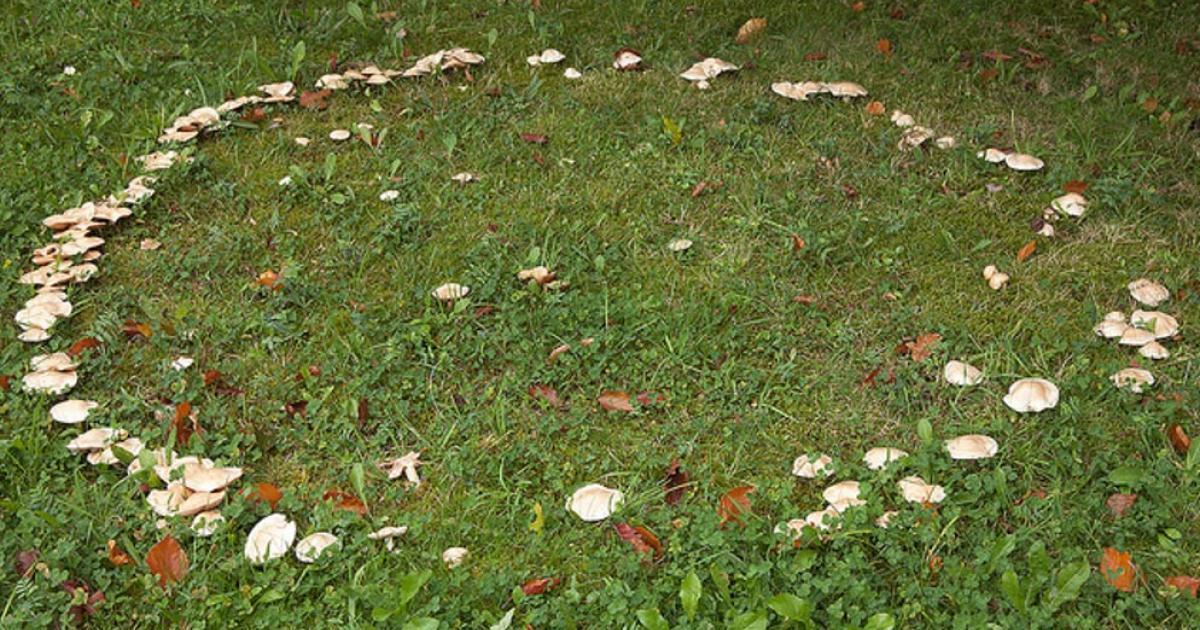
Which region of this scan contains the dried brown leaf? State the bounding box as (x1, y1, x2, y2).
(735, 17, 767, 45)
(718, 485, 754, 527)
(598, 390, 634, 412)
(1101, 547, 1136, 592)
(1017, 240, 1037, 263)
(145, 536, 188, 588)
(1106, 493, 1137, 518)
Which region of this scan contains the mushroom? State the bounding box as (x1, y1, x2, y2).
(1118, 326, 1156, 347)
(368, 525, 408, 552)
(450, 172, 478, 184)
(365, 74, 390, 86)
(934, 136, 957, 150)
(898, 126, 934, 151)
(1094, 312, 1129, 338)
(944, 434, 998, 460)
(667, 238, 693, 253)
(50, 399, 98, 424)
(1127, 279, 1169, 307)
(147, 484, 187, 517)
(245, 514, 297, 564)
(66, 427, 125, 453)
(154, 456, 214, 484)
(567, 483, 624, 521)
(564, 68, 582, 79)
(191, 511, 224, 537)
(527, 49, 566, 66)
(1004, 153, 1044, 171)
(378, 451, 423, 484)
(178, 491, 226, 517)
(1051, 193, 1088, 218)
(183, 463, 244, 493)
(137, 151, 181, 172)
(803, 506, 842, 531)
(825, 81, 868, 98)
(822, 481, 864, 512)
(431, 283, 469, 302)
(329, 129, 351, 142)
(86, 437, 144, 466)
(315, 74, 349, 90)
(1002, 378, 1059, 413)
(1139, 341, 1169, 360)
(18, 328, 51, 343)
(258, 81, 296, 103)
(442, 546, 468, 569)
(441, 48, 485, 71)
(403, 51, 445, 77)
(875, 511, 898, 528)
(890, 110, 915, 127)
(1110, 368, 1154, 393)
(517, 266, 556, 286)
(23, 365, 78, 395)
(977, 148, 1008, 163)
(295, 533, 339, 563)
(943, 360, 983, 386)
(792, 453, 834, 478)
(1130, 310, 1179, 339)
(679, 58, 739, 83)
(612, 48, 642, 71)
(862, 447, 908, 470)
(770, 81, 827, 101)
(897, 476, 946, 504)
(983, 265, 1009, 291)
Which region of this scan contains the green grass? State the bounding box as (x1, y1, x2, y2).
(2, 0, 1200, 627)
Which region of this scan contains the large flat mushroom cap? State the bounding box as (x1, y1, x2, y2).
(432, 282, 470, 302)
(1118, 326, 1156, 347)
(23, 369, 78, 394)
(978, 148, 1009, 163)
(178, 491, 226, 517)
(943, 360, 983, 386)
(51, 399, 99, 424)
(897, 476, 946, 504)
(567, 483, 624, 521)
(147, 484, 188, 517)
(295, 532, 339, 563)
(791, 453, 834, 478)
(1004, 153, 1044, 171)
(1051, 193, 1088, 217)
(1002, 378, 1059, 413)
(825, 81, 868, 97)
(821, 480, 861, 506)
(1130, 310, 1179, 339)
(244, 513, 297, 564)
(191, 511, 225, 537)
(945, 434, 998, 460)
(183, 464, 244, 493)
(1139, 341, 1170, 360)
(863, 447, 908, 470)
(1110, 368, 1154, 393)
(1127, 279, 1169, 307)
(67, 427, 125, 452)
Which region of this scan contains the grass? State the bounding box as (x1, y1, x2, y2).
(2, 0, 1200, 627)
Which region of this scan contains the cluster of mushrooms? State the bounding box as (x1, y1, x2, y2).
(10, 39, 1184, 572)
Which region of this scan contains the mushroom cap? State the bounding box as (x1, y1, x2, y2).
(987, 272, 1010, 290)
(379, 190, 400, 202)
(862, 447, 908, 470)
(365, 73, 390, 85)
(368, 526, 409, 540)
(1110, 368, 1154, 393)
(450, 172, 477, 184)
(17, 327, 51, 343)
(1105, 311, 1127, 322)
(821, 480, 861, 506)
(897, 476, 946, 504)
(944, 434, 999, 460)
(178, 491, 226, 517)
(86, 437, 144, 466)
(66, 427, 125, 453)
(792, 453, 834, 478)
(245, 513, 297, 564)
(191, 511, 225, 537)
(154, 456, 214, 484)
(538, 49, 566, 64)
(1127, 279, 1169, 307)
(23, 369, 78, 394)
(898, 126, 934, 151)
(1004, 153, 1044, 171)
(978, 148, 1009, 163)
(982, 265, 998, 280)
(770, 81, 827, 101)
(147, 484, 188, 517)
(1118, 326, 1156, 347)
(943, 360, 983, 386)
(1139, 341, 1170, 360)
(567, 483, 624, 521)
(1051, 193, 1088, 218)
(875, 511, 899, 528)
(612, 50, 642, 70)
(667, 238, 693, 252)
(442, 546, 469, 568)
(1094, 319, 1129, 339)
(825, 81, 868, 97)
(803, 506, 842, 531)
(679, 57, 738, 82)
(1130, 310, 1179, 339)
(563, 67, 583, 79)
(31, 352, 76, 372)
(295, 532, 339, 563)
(316, 74, 349, 90)
(890, 111, 915, 128)
(934, 136, 957, 150)
(183, 464, 244, 493)
(431, 282, 470, 301)
(1002, 378, 1059, 413)
(329, 129, 351, 141)
(51, 399, 99, 424)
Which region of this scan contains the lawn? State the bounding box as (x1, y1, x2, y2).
(2, 0, 1199, 627)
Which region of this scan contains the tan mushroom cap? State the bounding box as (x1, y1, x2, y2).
(442, 546, 469, 568)
(567, 483, 624, 522)
(178, 491, 226, 517)
(528, 49, 567, 66)
(898, 476, 946, 504)
(86, 437, 144, 466)
(679, 57, 738, 82)
(1003, 378, 1059, 413)
(191, 511, 225, 537)
(295, 532, 339, 563)
(147, 484, 188, 517)
(823, 81, 867, 97)
(945, 434, 998, 460)
(1004, 153, 1044, 171)
(517, 266, 555, 285)
(890, 110, 915, 127)
(667, 238, 693, 252)
(563, 67, 583, 79)
(66, 427, 126, 453)
(977, 148, 1008, 163)
(183, 463, 244, 493)
(245, 513, 297, 564)
(1139, 341, 1169, 360)
(771, 81, 828, 101)
(23, 369, 78, 395)
(329, 129, 351, 141)
(1094, 318, 1129, 339)
(1127, 278, 1169, 307)
(431, 282, 470, 302)
(612, 49, 642, 71)
(943, 360, 983, 386)
(18, 328, 51, 343)
(792, 453, 834, 478)
(1110, 368, 1154, 393)
(154, 455, 214, 484)
(316, 73, 349, 90)
(1118, 326, 1156, 347)
(934, 136, 957, 150)
(863, 447, 908, 470)
(1051, 193, 1088, 218)
(822, 480, 862, 506)
(1130, 310, 1179, 339)
(803, 506, 842, 531)
(51, 399, 99, 424)
(875, 511, 899, 528)
(368, 525, 409, 551)
(898, 126, 934, 151)
(450, 172, 478, 184)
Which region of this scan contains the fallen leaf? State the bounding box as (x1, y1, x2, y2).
(171, 401, 199, 446)
(636, 391, 665, 407)
(1164, 575, 1200, 598)
(1101, 547, 1137, 592)
(145, 536, 188, 588)
(982, 50, 1013, 62)
(60, 580, 104, 624)
(718, 485, 754, 527)
(614, 523, 664, 559)
(520, 132, 548, 145)
(690, 180, 720, 197)
(1062, 179, 1088, 194)
(357, 397, 370, 432)
(529, 384, 563, 409)
(978, 68, 999, 83)
(735, 17, 767, 45)
(851, 1, 865, 12)
(803, 51, 828, 62)
(256, 269, 281, 290)
(791, 234, 806, 251)
(598, 390, 634, 412)
(529, 502, 544, 534)
(521, 577, 561, 596)
(122, 321, 151, 340)
(664, 459, 689, 506)
(903, 333, 941, 362)
(299, 89, 333, 110)
(876, 38, 893, 57)
(889, 7, 906, 19)
(13, 549, 38, 578)
(1106, 493, 1137, 518)
(548, 344, 571, 363)
(322, 489, 367, 515)
(284, 400, 308, 419)
(1141, 97, 1158, 113)
(107, 540, 132, 567)
(240, 106, 266, 123)
(792, 294, 817, 305)
(1167, 424, 1191, 455)
(247, 482, 283, 509)
(203, 369, 222, 386)
(865, 100, 885, 115)
(1016, 240, 1037, 263)
(841, 183, 859, 199)
(67, 336, 102, 357)
(0, 375, 8, 391)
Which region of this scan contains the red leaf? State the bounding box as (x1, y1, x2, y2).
(203, 369, 222, 386)
(145, 536, 188, 588)
(718, 485, 754, 527)
(171, 401, 199, 446)
(247, 482, 283, 509)
(1167, 424, 1191, 455)
(528, 384, 563, 409)
(664, 459, 689, 506)
(284, 400, 309, 419)
(1017, 240, 1037, 263)
(597, 390, 634, 412)
(107, 540, 132, 567)
(67, 336, 101, 357)
(0, 375, 8, 391)
(257, 269, 281, 290)
(322, 489, 367, 515)
(614, 523, 663, 559)
(521, 576, 561, 595)
(1105, 493, 1138, 518)
(803, 51, 828, 62)
(876, 38, 893, 57)
(865, 101, 885, 115)
(122, 320, 151, 340)
(636, 391, 664, 407)
(13, 549, 38, 578)
(1164, 575, 1200, 598)
(902, 333, 942, 362)
(1062, 179, 1088, 194)
(520, 132, 548, 145)
(791, 234, 806, 251)
(299, 89, 333, 110)
(982, 50, 1014, 62)
(240, 106, 266, 123)
(1101, 547, 1137, 592)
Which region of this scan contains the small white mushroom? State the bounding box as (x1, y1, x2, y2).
(527, 49, 566, 66)
(1127, 279, 1169, 307)
(792, 453, 834, 478)
(315, 74, 349, 90)
(567, 483, 624, 521)
(612, 49, 642, 71)
(667, 238, 693, 253)
(1004, 153, 1044, 171)
(983, 265, 1010, 291)
(1051, 193, 1088, 218)
(450, 172, 477, 184)
(680, 58, 739, 82)
(1139, 341, 1169, 360)
(442, 546, 468, 568)
(822, 481, 863, 512)
(378, 451, 423, 484)
(890, 111, 915, 127)
(379, 190, 400, 202)
(863, 447, 908, 471)
(1110, 368, 1154, 393)
(86, 438, 143, 465)
(897, 476, 946, 504)
(977, 148, 1008, 163)
(824, 81, 868, 98)
(1003, 378, 1059, 413)
(245, 513, 297, 564)
(1130, 310, 1179, 339)
(66, 427, 124, 453)
(178, 491, 226, 517)
(191, 511, 224, 537)
(171, 356, 194, 371)
(898, 126, 934, 151)
(771, 81, 828, 101)
(875, 511, 898, 528)
(944, 434, 998, 460)
(147, 484, 187, 517)
(329, 129, 351, 142)
(50, 399, 98, 424)
(803, 506, 842, 531)
(295, 532, 339, 563)
(563, 67, 582, 79)
(368, 526, 408, 552)
(431, 283, 469, 302)
(1094, 317, 1129, 339)
(943, 360, 983, 386)
(934, 136, 957, 150)
(183, 463, 244, 493)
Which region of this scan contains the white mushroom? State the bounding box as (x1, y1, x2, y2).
(1130, 310, 1179, 339)
(50, 399, 98, 424)
(329, 129, 351, 142)
(567, 483, 624, 522)
(875, 511, 898, 528)
(679, 58, 738, 82)
(295, 533, 339, 563)
(368, 525, 408, 552)
(822, 481, 864, 512)
(1127, 279, 1169, 307)
(1004, 153, 1044, 171)
(824, 81, 868, 98)
(245, 513, 297, 564)
(1051, 193, 1088, 218)
(771, 81, 828, 101)
(943, 360, 983, 386)
(1139, 341, 1169, 360)
(890, 111, 915, 127)
(171, 356, 194, 371)
(178, 491, 226, 517)
(86, 437, 144, 466)
(803, 506, 842, 531)
(378, 451, 422, 484)
(1118, 327, 1156, 347)
(147, 484, 187, 517)
(897, 476, 946, 504)
(983, 265, 1010, 291)
(442, 546, 468, 568)
(22, 368, 78, 395)
(315, 74, 349, 90)
(977, 148, 1008, 163)
(1094, 317, 1129, 339)
(527, 49, 566, 66)
(612, 49, 642, 71)
(944, 434, 998, 460)
(1110, 368, 1154, 393)
(450, 172, 477, 184)
(862, 447, 908, 471)
(183, 463, 244, 493)
(1002, 378, 1059, 413)
(898, 126, 934, 151)
(379, 190, 400, 202)
(934, 136, 957, 150)
(66, 427, 124, 453)
(431, 283, 469, 302)
(563, 68, 582, 80)
(191, 511, 225, 537)
(792, 453, 834, 478)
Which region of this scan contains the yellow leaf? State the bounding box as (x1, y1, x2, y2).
(529, 502, 544, 534)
